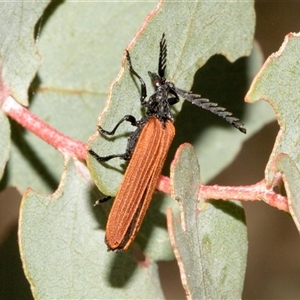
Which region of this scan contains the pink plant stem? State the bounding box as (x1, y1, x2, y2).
(199, 179, 288, 212)
(157, 175, 171, 194)
(157, 175, 288, 212)
(2, 96, 86, 160)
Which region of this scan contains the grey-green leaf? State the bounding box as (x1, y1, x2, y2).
(275, 153, 300, 232)
(0, 1, 50, 106)
(246, 33, 300, 186)
(169, 144, 247, 299)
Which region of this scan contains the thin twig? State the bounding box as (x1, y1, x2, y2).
(2, 96, 86, 160)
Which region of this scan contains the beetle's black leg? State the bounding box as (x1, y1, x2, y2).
(88, 137, 135, 162)
(89, 118, 145, 163)
(168, 97, 179, 105)
(125, 50, 147, 105)
(99, 115, 138, 136)
(168, 88, 180, 105)
(94, 196, 112, 206)
(88, 149, 130, 162)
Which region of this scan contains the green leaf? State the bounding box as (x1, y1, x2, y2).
(246, 32, 300, 231)
(19, 159, 164, 299)
(246, 33, 300, 186)
(0, 1, 50, 106)
(275, 153, 300, 232)
(169, 144, 247, 299)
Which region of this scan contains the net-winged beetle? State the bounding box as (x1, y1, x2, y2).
(88, 33, 246, 252)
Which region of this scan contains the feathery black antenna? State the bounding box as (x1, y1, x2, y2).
(158, 33, 167, 78)
(174, 87, 246, 134)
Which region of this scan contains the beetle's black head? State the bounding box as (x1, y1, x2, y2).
(146, 71, 176, 123)
(148, 71, 166, 90)
(143, 34, 180, 123)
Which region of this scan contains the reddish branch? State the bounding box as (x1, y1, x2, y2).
(2, 96, 86, 160)
(199, 180, 288, 212)
(158, 176, 288, 212)
(2, 96, 288, 212)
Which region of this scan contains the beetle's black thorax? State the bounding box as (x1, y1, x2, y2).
(146, 84, 173, 122)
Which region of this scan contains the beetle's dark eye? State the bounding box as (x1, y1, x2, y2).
(153, 80, 160, 87)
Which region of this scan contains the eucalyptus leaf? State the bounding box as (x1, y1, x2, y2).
(169, 144, 247, 299)
(0, 1, 50, 106)
(246, 32, 300, 186)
